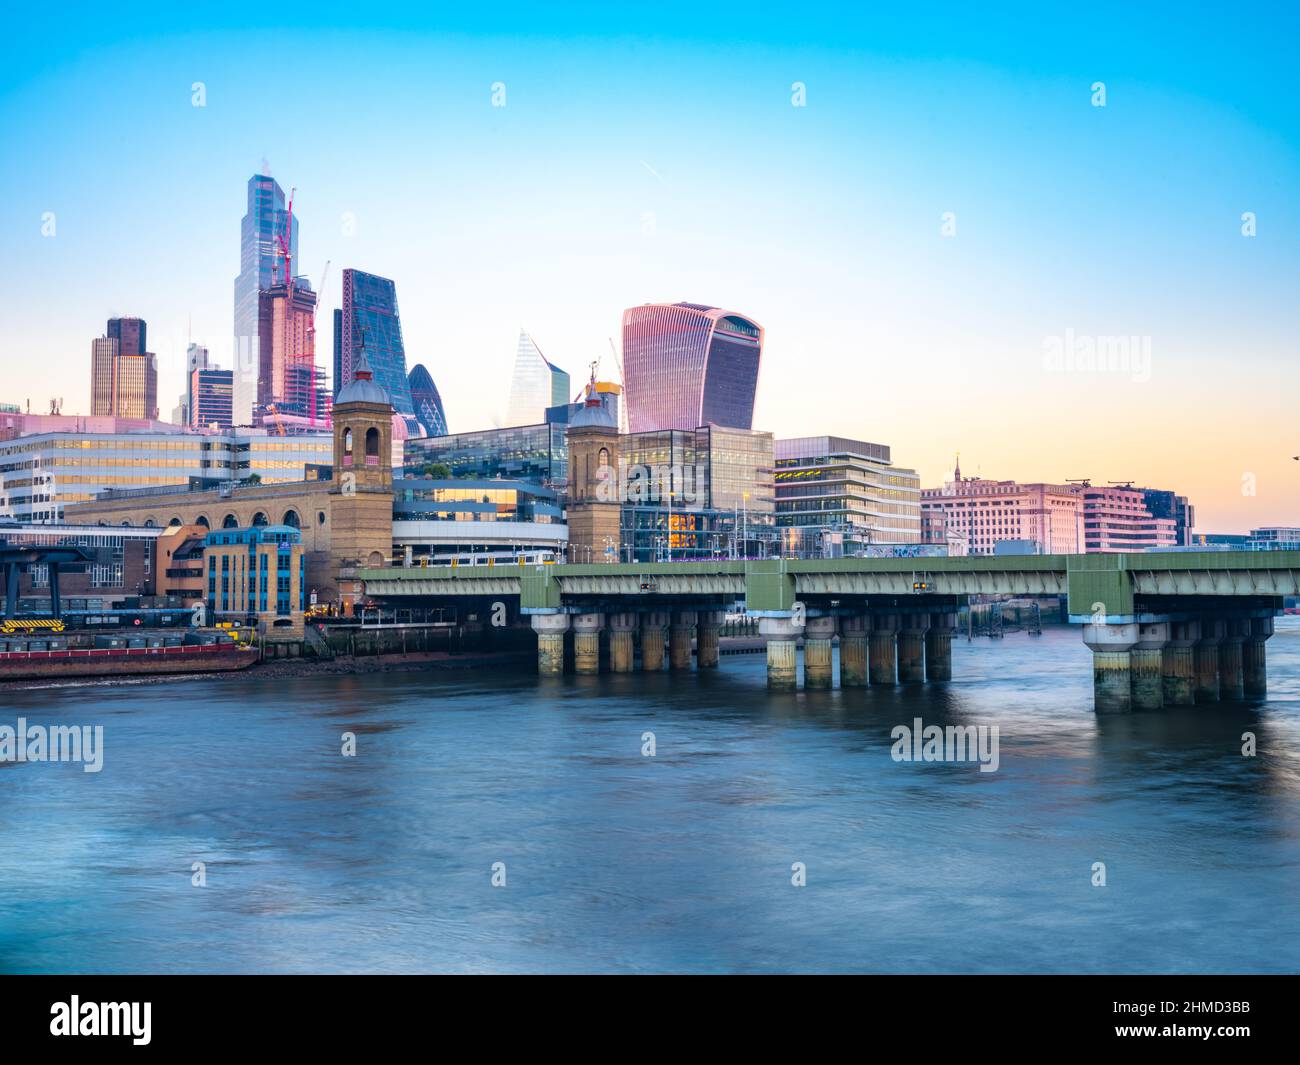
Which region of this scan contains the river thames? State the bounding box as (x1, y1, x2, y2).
(2, 621, 1298, 974)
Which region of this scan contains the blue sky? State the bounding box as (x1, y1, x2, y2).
(1, 2, 1297, 531)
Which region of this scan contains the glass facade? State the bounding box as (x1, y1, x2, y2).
(403, 423, 568, 489)
(191, 369, 234, 429)
(233, 174, 297, 426)
(506, 331, 570, 428)
(0, 430, 332, 523)
(622, 303, 762, 432)
(393, 479, 561, 524)
(407, 363, 448, 437)
(337, 269, 418, 434)
(774, 436, 921, 555)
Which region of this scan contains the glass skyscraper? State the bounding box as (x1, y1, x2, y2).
(621, 303, 763, 432)
(233, 174, 297, 426)
(336, 269, 418, 434)
(506, 330, 570, 428)
(407, 363, 448, 437)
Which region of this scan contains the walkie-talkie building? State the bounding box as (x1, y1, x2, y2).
(621, 303, 763, 433)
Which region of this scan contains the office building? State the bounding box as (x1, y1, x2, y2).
(1138, 487, 1195, 546)
(190, 368, 234, 429)
(335, 269, 418, 434)
(404, 422, 569, 488)
(90, 318, 159, 421)
(622, 303, 763, 432)
(233, 173, 297, 425)
(203, 525, 307, 637)
(0, 423, 332, 523)
(506, 330, 570, 428)
(776, 436, 921, 557)
(408, 364, 448, 437)
(1081, 485, 1178, 552)
(921, 464, 1083, 557)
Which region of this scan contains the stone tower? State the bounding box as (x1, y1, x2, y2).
(565, 387, 621, 563)
(330, 347, 395, 610)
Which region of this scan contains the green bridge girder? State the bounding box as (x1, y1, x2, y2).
(359, 551, 1300, 619)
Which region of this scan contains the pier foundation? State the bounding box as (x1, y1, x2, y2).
(1218, 619, 1247, 701)
(1194, 619, 1224, 703)
(572, 613, 603, 675)
(531, 614, 570, 675)
(803, 616, 836, 689)
(868, 613, 898, 686)
(1243, 617, 1272, 698)
(669, 611, 697, 671)
(897, 615, 929, 683)
(759, 616, 803, 691)
(696, 611, 723, 668)
(1082, 621, 1138, 714)
(924, 612, 955, 682)
(839, 615, 869, 687)
(1131, 621, 1167, 711)
(1162, 620, 1198, 706)
(640, 612, 667, 671)
(608, 613, 637, 673)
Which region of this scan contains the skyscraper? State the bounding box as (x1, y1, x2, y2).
(408, 364, 448, 437)
(90, 336, 117, 416)
(233, 173, 297, 426)
(621, 303, 763, 433)
(107, 316, 146, 357)
(257, 281, 319, 419)
(506, 330, 570, 427)
(175, 342, 211, 425)
(336, 269, 418, 434)
(89, 319, 158, 420)
(190, 368, 234, 429)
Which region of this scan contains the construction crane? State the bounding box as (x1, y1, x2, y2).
(303, 259, 330, 427)
(266, 403, 287, 437)
(275, 186, 296, 288)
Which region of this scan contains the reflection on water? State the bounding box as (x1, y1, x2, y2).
(2, 620, 1298, 973)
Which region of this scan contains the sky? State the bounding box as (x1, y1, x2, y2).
(1, 2, 1297, 533)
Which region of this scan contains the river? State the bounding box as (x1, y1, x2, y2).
(2, 620, 1298, 973)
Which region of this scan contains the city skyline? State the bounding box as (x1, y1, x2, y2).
(2, 4, 1297, 533)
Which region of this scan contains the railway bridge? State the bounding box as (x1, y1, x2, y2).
(359, 552, 1300, 713)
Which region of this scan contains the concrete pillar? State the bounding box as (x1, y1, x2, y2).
(759, 616, 804, 691)
(572, 613, 604, 675)
(839, 615, 869, 687)
(669, 611, 697, 670)
(1218, 619, 1247, 701)
(531, 613, 570, 675)
(803, 616, 837, 689)
(1194, 618, 1224, 703)
(1082, 621, 1139, 714)
(868, 613, 898, 685)
(640, 612, 667, 671)
(608, 613, 638, 673)
(924, 612, 955, 682)
(1243, 617, 1272, 698)
(1131, 621, 1168, 711)
(897, 614, 930, 683)
(696, 610, 723, 668)
(1162, 619, 1198, 706)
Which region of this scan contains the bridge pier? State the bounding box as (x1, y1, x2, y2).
(1131, 621, 1167, 711)
(1243, 617, 1272, 698)
(573, 612, 604, 674)
(924, 612, 955, 682)
(759, 616, 803, 691)
(669, 611, 697, 671)
(839, 615, 869, 687)
(531, 614, 570, 676)
(868, 613, 898, 685)
(608, 613, 638, 672)
(803, 616, 837, 689)
(1218, 619, 1247, 701)
(640, 612, 668, 671)
(1082, 621, 1138, 713)
(696, 611, 723, 668)
(897, 614, 929, 683)
(1194, 618, 1224, 703)
(1162, 620, 1198, 706)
